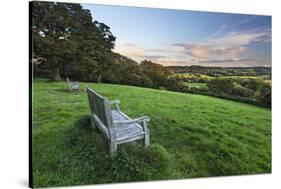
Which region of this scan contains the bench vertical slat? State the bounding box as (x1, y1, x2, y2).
(87, 88, 117, 155)
(87, 88, 112, 130)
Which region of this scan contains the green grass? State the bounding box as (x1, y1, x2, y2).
(32, 79, 271, 187)
(184, 82, 208, 88)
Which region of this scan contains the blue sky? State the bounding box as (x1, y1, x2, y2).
(82, 4, 271, 67)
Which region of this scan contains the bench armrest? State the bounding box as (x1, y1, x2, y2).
(109, 99, 120, 105)
(109, 99, 120, 111)
(113, 116, 149, 125)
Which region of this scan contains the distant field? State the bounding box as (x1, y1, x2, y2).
(221, 76, 259, 79)
(174, 73, 213, 79)
(184, 82, 208, 88)
(32, 79, 271, 187)
(174, 73, 270, 80)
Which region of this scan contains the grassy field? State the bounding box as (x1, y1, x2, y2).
(174, 73, 213, 79)
(184, 82, 208, 89)
(221, 76, 259, 79)
(32, 79, 271, 187)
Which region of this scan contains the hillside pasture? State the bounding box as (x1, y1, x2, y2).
(32, 79, 271, 187)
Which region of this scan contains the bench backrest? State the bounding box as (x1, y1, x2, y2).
(87, 88, 112, 129)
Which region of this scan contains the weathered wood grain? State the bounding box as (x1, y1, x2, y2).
(87, 87, 150, 156)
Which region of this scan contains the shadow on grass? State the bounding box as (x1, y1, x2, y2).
(55, 88, 86, 94)
(65, 115, 108, 152)
(60, 115, 176, 184)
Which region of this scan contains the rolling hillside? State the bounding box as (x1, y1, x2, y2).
(32, 79, 271, 187)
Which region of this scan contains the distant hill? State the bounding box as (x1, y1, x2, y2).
(166, 65, 271, 77)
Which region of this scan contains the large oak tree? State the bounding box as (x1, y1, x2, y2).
(31, 2, 116, 81)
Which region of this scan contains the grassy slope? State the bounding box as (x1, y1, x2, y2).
(32, 79, 271, 187)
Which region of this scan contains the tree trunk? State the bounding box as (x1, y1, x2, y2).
(51, 66, 61, 81)
(97, 74, 101, 83)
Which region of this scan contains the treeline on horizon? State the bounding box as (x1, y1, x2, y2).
(31, 1, 271, 108)
(168, 66, 271, 77)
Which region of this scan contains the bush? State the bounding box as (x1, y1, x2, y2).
(164, 78, 183, 91)
(139, 75, 154, 88)
(244, 79, 264, 91)
(207, 78, 234, 94)
(232, 84, 254, 97)
(256, 84, 271, 107)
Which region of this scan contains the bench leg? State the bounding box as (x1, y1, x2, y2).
(90, 116, 97, 130)
(144, 132, 150, 148)
(109, 141, 117, 157)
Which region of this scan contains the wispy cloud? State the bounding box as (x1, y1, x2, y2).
(173, 43, 244, 60)
(145, 48, 169, 53)
(124, 43, 137, 47)
(114, 43, 169, 62)
(115, 23, 271, 66)
(211, 16, 258, 38)
(138, 55, 166, 60)
(173, 26, 271, 63)
(114, 46, 144, 57)
(208, 28, 271, 47)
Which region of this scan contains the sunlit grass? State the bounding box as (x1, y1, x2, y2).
(32, 79, 271, 187)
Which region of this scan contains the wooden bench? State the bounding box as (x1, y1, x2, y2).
(66, 77, 80, 91)
(87, 88, 150, 156)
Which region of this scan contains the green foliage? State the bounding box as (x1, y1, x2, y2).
(256, 83, 271, 107)
(140, 60, 171, 88)
(232, 83, 254, 97)
(243, 79, 264, 91)
(145, 144, 171, 173)
(165, 78, 183, 91)
(207, 78, 234, 94)
(32, 1, 116, 81)
(168, 65, 271, 78)
(32, 80, 271, 187)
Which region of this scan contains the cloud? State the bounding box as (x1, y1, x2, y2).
(114, 47, 144, 57)
(137, 55, 166, 61)
(211, 16, 259, 38)
(124, 43, 137, 47)
(145, 48, 169, 53)
(173, 27, 271, 62)
(173, 44, 243, 60)
(208, 29, 271, 47)
(114, 45, 167, 62)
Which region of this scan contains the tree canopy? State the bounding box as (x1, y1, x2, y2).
(32, 1, 116, 81)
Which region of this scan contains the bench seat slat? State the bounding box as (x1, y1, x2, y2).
(112, 110, 145, 142)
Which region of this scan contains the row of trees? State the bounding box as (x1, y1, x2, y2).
(168, 66, 271, 77)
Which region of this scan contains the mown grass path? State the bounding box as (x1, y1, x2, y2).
(32, 79, 271, 187)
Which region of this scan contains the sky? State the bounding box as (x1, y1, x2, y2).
(82, 4, 271, 67)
